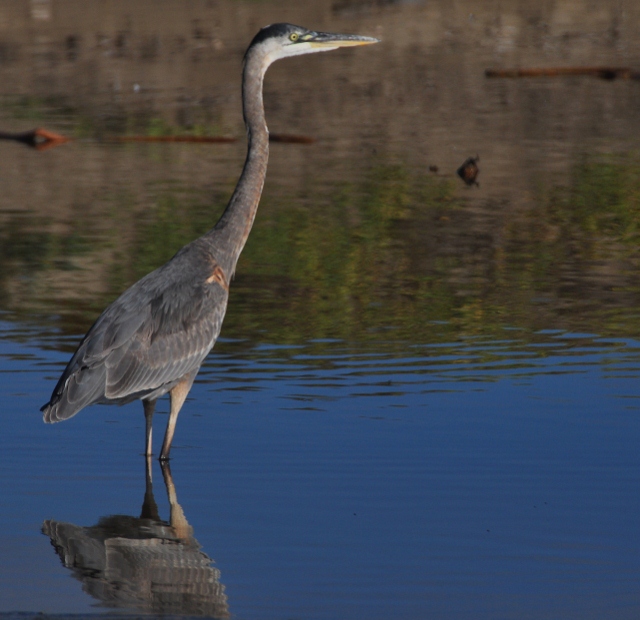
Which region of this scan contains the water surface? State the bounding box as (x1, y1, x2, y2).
(2, 325, 640, 618)
(1, 1, 640, 618)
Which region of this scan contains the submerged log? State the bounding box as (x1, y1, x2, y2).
(485, 67, 640, 81)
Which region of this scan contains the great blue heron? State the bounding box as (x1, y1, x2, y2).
(41, 23, 378, 460)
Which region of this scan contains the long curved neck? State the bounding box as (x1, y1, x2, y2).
(206, 47, 270, 275)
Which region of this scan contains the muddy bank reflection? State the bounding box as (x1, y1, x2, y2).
(42, 460, 228, 618)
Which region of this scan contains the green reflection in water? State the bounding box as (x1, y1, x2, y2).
(503, 153, 640, 332)
(0, 94, 227, 139)
(550, 154, 640, 246)
(96, 162, 460, 344)
(3, 154, 640, 346)
(225, 163, 461, 342)
(109, 186, 228, 290)
(0, 95, 77, 123)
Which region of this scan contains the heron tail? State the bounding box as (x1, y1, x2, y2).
(41, 365, 106, 423)
(41, 399, 77, 423)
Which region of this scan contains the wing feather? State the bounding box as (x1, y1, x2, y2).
(104, 314, 220, 400)
(42, 240, 229, 423)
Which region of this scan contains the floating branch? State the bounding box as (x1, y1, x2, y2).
(0, 128, 317, 150)
(269, 133, 316, 144)
(485, 67, 640, 80)
(112, 135, 237, 144)
(0, 127, 70, 151)
(111, 133, 316, 145)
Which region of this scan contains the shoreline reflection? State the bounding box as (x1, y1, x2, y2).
(42, 459, 229, 618)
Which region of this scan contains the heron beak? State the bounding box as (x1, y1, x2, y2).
(304, 31, 380, 49)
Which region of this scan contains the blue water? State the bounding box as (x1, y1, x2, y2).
(1, 319, 639, 619)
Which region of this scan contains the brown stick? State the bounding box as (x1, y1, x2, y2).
(269, 133, 316, 144)
(0, 127, 70, 151)
(111, 133, 316, 144)
(112, 135, 237, 143)
(485, 66, 640, 80)
(0, 128, 317, 150)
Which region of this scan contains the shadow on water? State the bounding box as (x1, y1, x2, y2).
(42, 459, 228, 618)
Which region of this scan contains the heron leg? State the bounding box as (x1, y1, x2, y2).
(143, 399, 156, 456)
(159, 371, 197, 461)
(140, 454, 160, 521)
(160, 460, 192, 539)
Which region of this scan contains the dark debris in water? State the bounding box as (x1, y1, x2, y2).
(457, 156, 480, 186)
(485, 66, 640, 80)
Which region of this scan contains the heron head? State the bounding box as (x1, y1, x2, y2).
(246, 23, 379, 65)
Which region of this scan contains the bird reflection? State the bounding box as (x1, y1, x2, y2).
(42, 459, 228, 618)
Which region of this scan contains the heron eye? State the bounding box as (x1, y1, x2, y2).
(289, 33, 299, 42)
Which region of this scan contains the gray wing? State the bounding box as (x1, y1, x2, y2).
(42, 242, 229, 423)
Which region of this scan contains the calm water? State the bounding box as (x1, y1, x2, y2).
(2, 324, 640, 618)
(1, 1, 640, 618)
